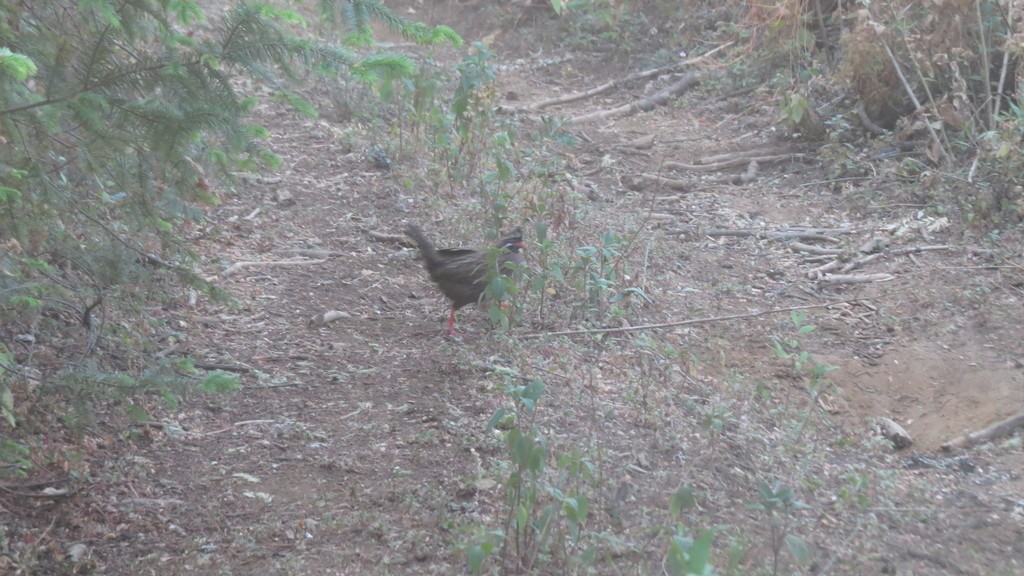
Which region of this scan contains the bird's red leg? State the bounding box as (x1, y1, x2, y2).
(448, 308, 459, 336)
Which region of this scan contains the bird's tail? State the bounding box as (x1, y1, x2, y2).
(404, 224, 440, 266)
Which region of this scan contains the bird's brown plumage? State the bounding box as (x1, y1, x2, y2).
(405, 224, 525, 334)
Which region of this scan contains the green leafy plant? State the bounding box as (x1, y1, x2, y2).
(664, 485, 720, 575)
(0, 437, 31, 477)
(770, 310, 837, 443)
(771, 310, 837, 389)
(666, 528, 717, 576)
(749, 481, 811, 575)
(472, 368, 604, 574)
(483, 241, 524, 333)
(572, 231, 624, 322)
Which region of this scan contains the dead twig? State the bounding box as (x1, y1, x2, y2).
(568, 74, 700, 125)
(203, 419, 277, 435)
(882, 43, 952, 166)
(941, 412, 1024, 451)
(522, 299, 868, 339)
(638, 173, 690, 191)
(194, 361, 252, 373)
(698, 146, 796, 165)
(705, 229, 846, 243)
(221, 258, 326, 278)
(664, 153, 806, 173)
(368, 230, 413, 246)
(839, 253, 883, 273)
(810, 244, 951, 277)
(889, 244, 951, 256)
(272, 248, 343, 258)
(790, 242, 843, 256)
(530, 42, 732, 111)
(123, 498, 185, 507)
(817, 273, 895, 284)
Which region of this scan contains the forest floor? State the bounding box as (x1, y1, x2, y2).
(4, 2, 1024, 575)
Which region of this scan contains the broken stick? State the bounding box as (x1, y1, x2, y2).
(941, 412, 1024, 451)
(665, 153, 805, 173)
(568, 74, 700, 125)
(817, 273, 895, 284)
(530, 42, 731, 111)
(221, 258, 327, 277)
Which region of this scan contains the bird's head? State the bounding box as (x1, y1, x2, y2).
(499, 227, 526, 252)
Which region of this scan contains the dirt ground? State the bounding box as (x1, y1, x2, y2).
(4, 2, 1024, 575)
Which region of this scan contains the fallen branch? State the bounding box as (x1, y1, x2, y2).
(522, 299, 868, 339)
(817, 273, 895, 284)
(941, 412, 1024, 451)
(840, 252, 884, 273)
(664, 153, 806, 173)
(568, 74, 700, 125)
(530, 42, 732, 111)
(791, 242, 843, 256)
(706, 229, 845, 243)
(639, 173, 691, 191)
(666, 227, 856, 241)
(882, 43, 952, 166)
(338, 406, 366, 421)
(698, 146, 796, 164)
(0, 478, 71, 497)
(615, 146, 652, 158)
(808, 260, 844, 276)
(368, 230, 412, 246)
(123, 498, 185, 507)
(221, 258, 326, 277)
(812, 244, 950, 277)
(803, 255, 836, 264)
(194, 361, 252, 373)
(273, 248, 344, 258)
(890, 244, 951, 256)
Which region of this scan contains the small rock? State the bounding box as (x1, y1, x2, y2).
(67, 543, 89, 562)
(274, 188, 295, 206)
(875, 416, 913, 450)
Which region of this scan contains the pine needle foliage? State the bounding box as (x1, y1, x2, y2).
(323, 0, 463, 48)
(0, 0, 460, 431)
